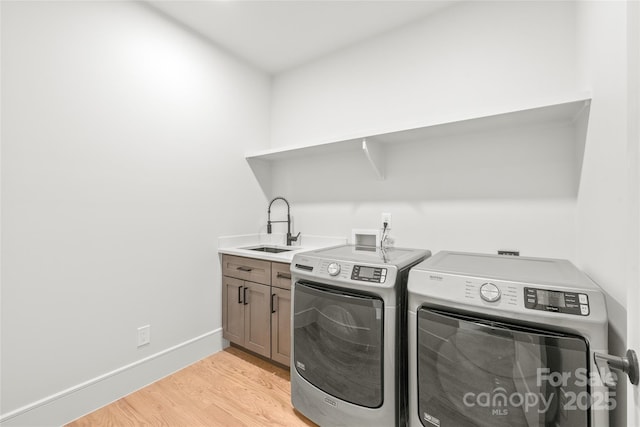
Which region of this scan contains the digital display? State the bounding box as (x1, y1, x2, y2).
(537, 290, 566, 308)
(525, 287, 585, 316)
(359, 266, 376, 278)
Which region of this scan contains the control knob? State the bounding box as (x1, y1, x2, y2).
(327, 262, 341, 276)
(480, 282, 501, 302)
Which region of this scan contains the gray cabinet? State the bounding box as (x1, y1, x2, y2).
(222, 276, 245, 345)
(221, 255, 291, 366)
(242, 281, 271, 356)
(270, 262, 291, 367)
(222, 256, 271, 359)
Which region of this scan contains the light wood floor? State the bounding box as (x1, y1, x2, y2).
(66, 346, 317, 426)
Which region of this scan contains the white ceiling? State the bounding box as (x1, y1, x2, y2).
(147, 1, 453, 74)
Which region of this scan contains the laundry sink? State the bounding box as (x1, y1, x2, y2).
(244, 246, 293, 254)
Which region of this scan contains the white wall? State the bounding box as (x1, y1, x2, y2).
(270, 1, 580, 259)
(2, 0, 636, 425)
(575, 2, 634, 425)
(0, 1, 269, 424)
(627, 0, 640, 420)
(575, 0, 629, 321)
(268, 1, 636, 424)
(271, 1, 580, 148)
(628, 2, 640, 423)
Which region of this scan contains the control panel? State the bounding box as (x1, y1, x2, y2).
(351, 265, 387, 283)
(307, 259, 397, 286)
(463, 281, 518, 307)
(319, 260, 351, 280)
(524, 287, 590, 316)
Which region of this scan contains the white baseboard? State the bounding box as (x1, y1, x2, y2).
(0, 329, 225, 427)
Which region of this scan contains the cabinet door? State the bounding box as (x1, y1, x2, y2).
(222, 276, 244, 345)
(270, 287, 291, 367)
(243, 281, 271, 358)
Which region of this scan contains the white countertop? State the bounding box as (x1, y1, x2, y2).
(217, 233, 347, 263)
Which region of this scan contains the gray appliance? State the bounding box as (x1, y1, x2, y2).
(291, 244, 430, 427)
(407, 251, 609, 427)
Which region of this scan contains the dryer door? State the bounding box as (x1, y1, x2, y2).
(417, 308, 590, 427)
(293, 281, 384, 408)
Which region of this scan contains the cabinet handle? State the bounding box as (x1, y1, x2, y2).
(271, 293, 278, 314)
(276, 272, 291, 280)
(237, 286, 243, 304)
(237, 266, 253, 272)
(243, 287, 248, 305)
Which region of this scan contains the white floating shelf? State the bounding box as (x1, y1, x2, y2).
(246, 95, 591, 190)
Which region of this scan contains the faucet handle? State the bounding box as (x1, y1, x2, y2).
(289, 232, 301, 245)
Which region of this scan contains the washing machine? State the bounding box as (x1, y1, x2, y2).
(407, 251, 609, 427)
(290, 244, 430, 427)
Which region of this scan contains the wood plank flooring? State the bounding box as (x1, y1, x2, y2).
(66, 346, 317, 427)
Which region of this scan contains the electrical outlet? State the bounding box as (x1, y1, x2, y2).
(381, 212, 392, 230)
(137, 325, 151, 347)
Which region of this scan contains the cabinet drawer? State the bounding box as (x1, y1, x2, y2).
(271, 262, 292, 290)
(222, 255, 271, 285)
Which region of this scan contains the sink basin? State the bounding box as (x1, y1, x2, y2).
(245, 246, 293, 254)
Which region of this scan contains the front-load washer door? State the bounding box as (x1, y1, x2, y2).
(294, 281, 384, 408)
(417, 308, 590, 427)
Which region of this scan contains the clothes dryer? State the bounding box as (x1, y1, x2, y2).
(291, 245, 430, 426)
(407, 251, 609, 427)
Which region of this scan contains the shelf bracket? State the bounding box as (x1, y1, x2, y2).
(246, 157, 272, 197)
(362, 138, 385, 180)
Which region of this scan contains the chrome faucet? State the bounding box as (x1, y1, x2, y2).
(267, 196, 300, 246)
